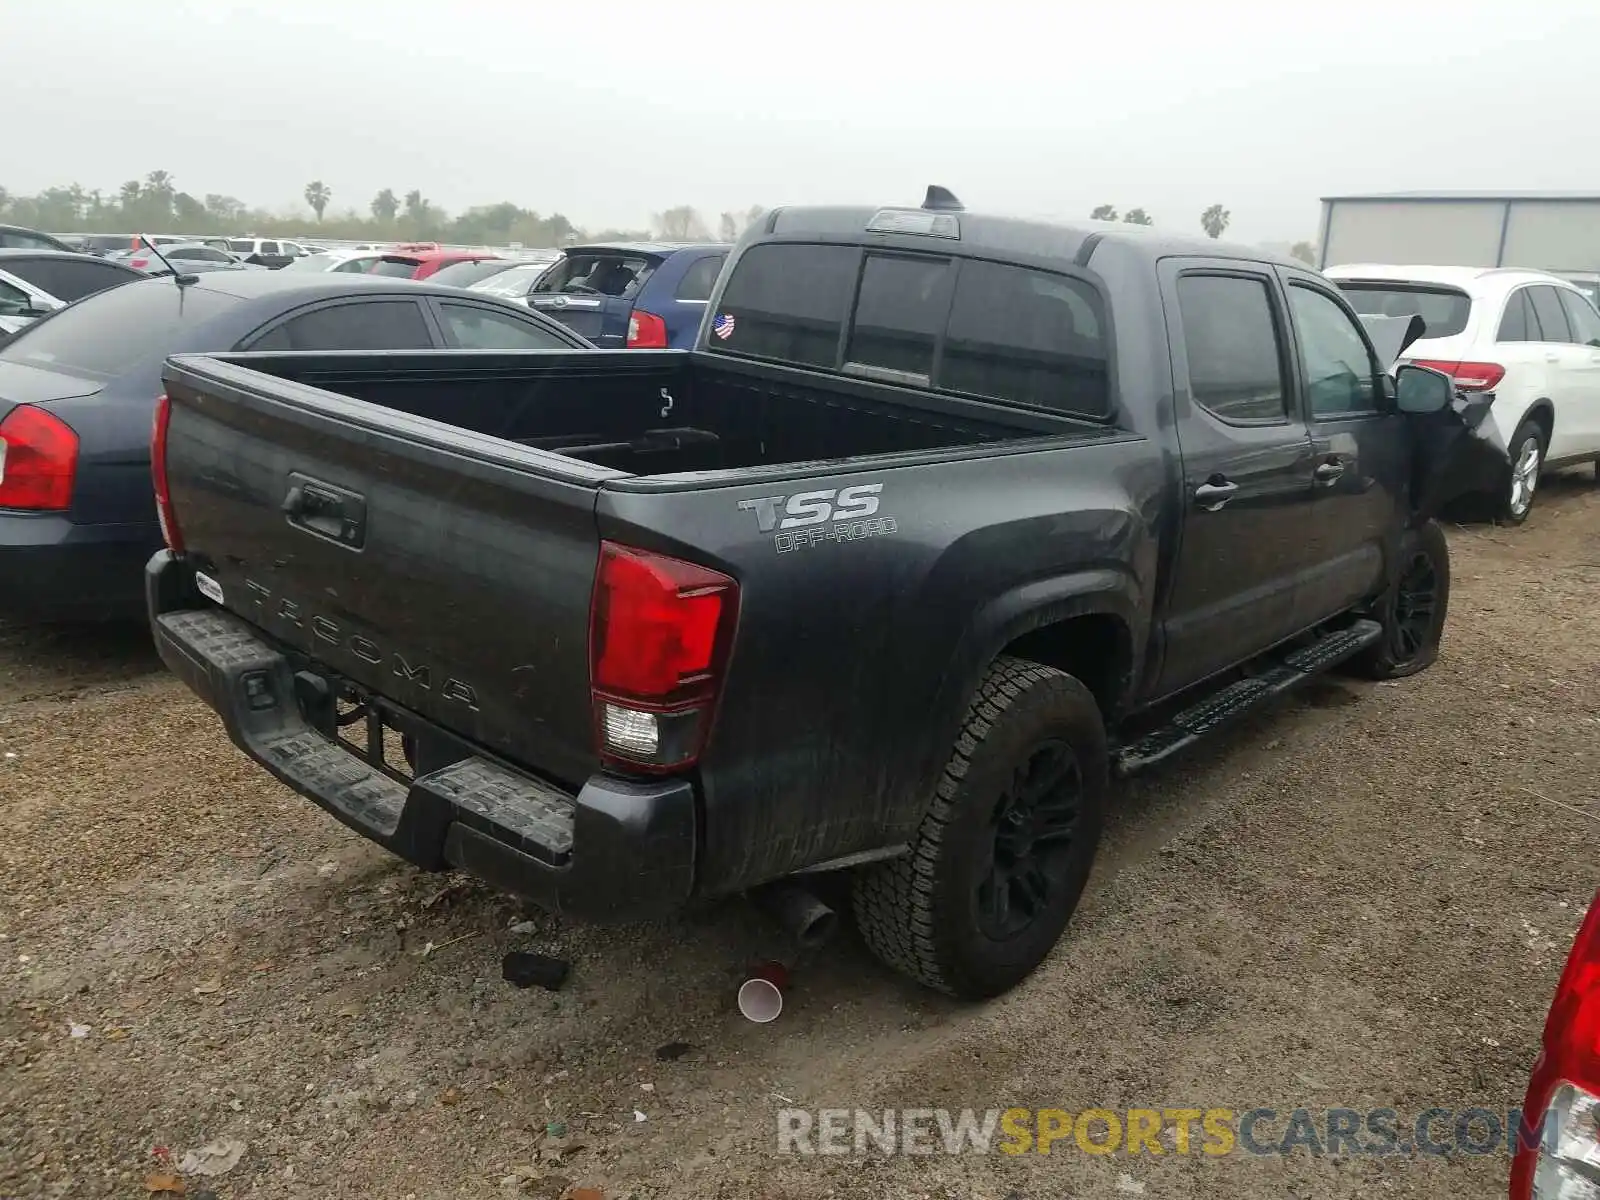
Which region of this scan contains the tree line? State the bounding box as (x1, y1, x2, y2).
(0, 171, 767, 247)
(1090, 202, 1316, 264)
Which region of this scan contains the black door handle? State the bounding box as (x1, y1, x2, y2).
(1314, 461, 1346, 483)
(1194, 480, 1239, 508)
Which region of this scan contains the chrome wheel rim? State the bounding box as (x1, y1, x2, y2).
(1509, 438, 1541, 517)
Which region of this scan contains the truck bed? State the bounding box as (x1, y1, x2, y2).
(218, 348, 1079, 479)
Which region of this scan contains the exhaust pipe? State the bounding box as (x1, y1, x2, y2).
(753, 880, 838, 949)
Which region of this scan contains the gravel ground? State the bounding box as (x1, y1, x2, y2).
(3, 478, 1598, 1200)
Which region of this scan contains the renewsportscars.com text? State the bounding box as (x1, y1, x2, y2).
(777, 1106, 1553, 1157)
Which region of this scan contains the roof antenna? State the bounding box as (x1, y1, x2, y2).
(922, 185, 964, 212)
(137, 234, 199, 286)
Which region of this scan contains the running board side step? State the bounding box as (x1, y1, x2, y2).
(1113, 619, 1383, 776)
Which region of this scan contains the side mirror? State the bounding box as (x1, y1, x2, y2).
(26, 295, 58, 315)
(1394, 364, 1455, 414)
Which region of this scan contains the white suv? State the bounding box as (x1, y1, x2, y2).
(1326, 264, 1600, 522)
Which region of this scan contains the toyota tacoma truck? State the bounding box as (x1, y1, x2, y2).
(145, 188, 1506, 999)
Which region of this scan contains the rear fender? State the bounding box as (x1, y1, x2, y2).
(904, 569, 1143, 826)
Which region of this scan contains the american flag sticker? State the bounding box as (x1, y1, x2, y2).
(712, 312, 736, 340)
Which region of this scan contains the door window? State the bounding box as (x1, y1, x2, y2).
(1176, 274, 1288, 423)
(259, 241, 282, 257)
(1558, 289, 1600, 348)
(1529, 286, 1574, 343)
(438, 302, 570, 349)
(1287, 284, 1381, 417)
(246, 300, 433, 351)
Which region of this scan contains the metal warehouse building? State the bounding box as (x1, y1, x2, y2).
(1317, 191, 1600, 276)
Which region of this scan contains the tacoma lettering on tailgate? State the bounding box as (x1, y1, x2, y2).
(242, 579, 480, 709)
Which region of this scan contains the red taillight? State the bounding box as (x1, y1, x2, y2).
(130, 257, 149, 269)
(151, 394, 183, 552)
(1511, 891, 1600, 1199)
(626, 310, 669, 349)
(1543, 894, 1600, 1083)
(1411, 358, 1505, 392)
(0, 405, 79, 510)
(588, 541, 737, 770)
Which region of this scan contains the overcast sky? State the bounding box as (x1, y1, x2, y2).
(6, 0, 1595, 241)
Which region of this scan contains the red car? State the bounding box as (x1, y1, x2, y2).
(367, 246, 501, 281)
(1512, 889, 1600, 1197)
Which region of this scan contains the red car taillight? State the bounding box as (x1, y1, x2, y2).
(1512, 889, 1600, 1198)
(0, 405, 79, 510)
(588, 541, 737, 771)
(626, 310, 669, 349)
(151, 394, 183, 553)
(1411, 358, 1506, 392)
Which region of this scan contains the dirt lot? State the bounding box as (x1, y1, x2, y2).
(3, 481, 1598, 1200)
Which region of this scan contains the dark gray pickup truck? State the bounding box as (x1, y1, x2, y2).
(146, 189, 1505, 998)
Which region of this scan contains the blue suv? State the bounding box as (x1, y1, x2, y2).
(520, 242, 728, 349)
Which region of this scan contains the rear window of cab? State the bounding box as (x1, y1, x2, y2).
(705, 243, 1112, 420)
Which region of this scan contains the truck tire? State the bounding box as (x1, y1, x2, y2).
(853, 656, 1106, 999)
(1501, 418, 1545, 524)
(1351, 518, 1451, 680)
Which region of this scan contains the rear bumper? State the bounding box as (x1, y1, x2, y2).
(0, 512, 156, 621)
(146, 551, 697, 922)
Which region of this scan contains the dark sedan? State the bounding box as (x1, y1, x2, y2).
(0, 271, 594, 621)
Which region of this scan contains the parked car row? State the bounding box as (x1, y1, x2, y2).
(1328, 263, 1600, 522)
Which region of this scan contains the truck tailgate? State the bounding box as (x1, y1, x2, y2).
(159, 355, 614, 787)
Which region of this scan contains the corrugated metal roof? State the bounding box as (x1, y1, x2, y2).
(1322, 191, 1600, 202)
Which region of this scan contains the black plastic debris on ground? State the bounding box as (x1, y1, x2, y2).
(502, 951, 570, 990)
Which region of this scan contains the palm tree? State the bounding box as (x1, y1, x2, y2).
(370, 188, 399, 223)
(1123, 208, 1153, 226)
(402, 189, 429, 223)
(118, 180, 142, 208)
(1200, 204, 1231, 239)
(304, 180, 332, 222)
(1090, 204, 1118, 221)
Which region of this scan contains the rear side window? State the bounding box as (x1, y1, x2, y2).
(1530, 286, 1574, 343)
(247, 300, 433, 351)
(260, 241, 281, 256)
(1559, 289, 1600, 347)
(939, 260, 1109, 417)
(170, 247, 231, 262)
(5, 258, 134, 302)
(0, 281, 242, 376)
(846, 254, 950, 379)
(0, 278, 31, 314)
(709, 243, 858, 368)
(674, 254, 726, 302)
(0, 229, 65, 251)
(1176, 275, 1287, 423)
(228, 240, 254, 253)
(1334, 283, 1471, 340)
(438, 302, 571, 350)
(1498, 289, 1537, 342)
